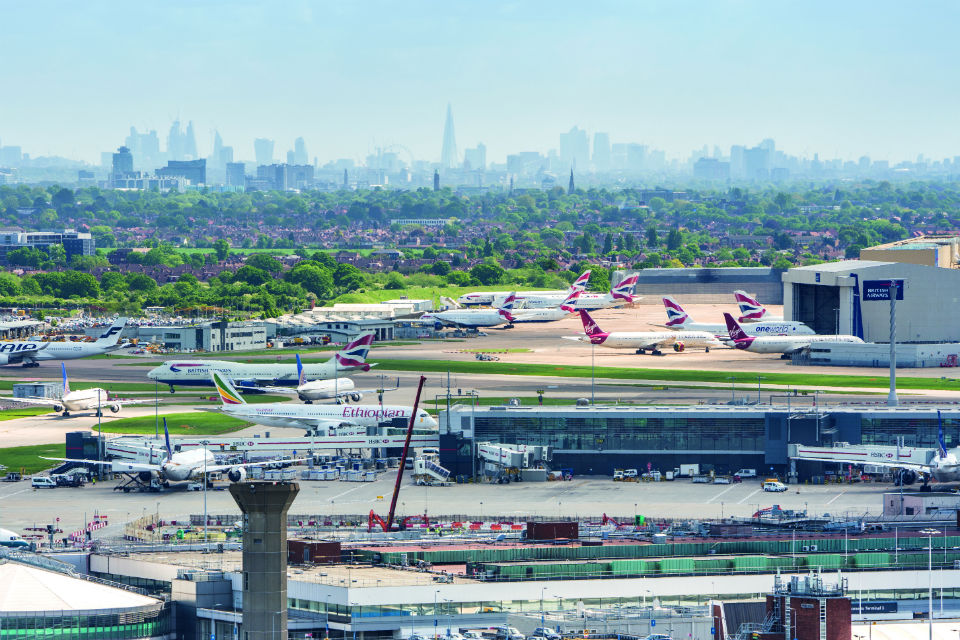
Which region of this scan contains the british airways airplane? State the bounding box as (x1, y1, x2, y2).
(659, 297, 813, 337)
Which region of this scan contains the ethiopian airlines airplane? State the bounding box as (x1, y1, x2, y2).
(147, 334, 376, 392)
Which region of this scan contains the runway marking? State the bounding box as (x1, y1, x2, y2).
(826, 490, 847, 505)
(325, 483, 371, 502)
(0, 488, 30, 501)
(706, 484, 739, 503)
(737, 488, 761, 504)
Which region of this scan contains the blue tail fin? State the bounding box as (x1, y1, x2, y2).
(61, 363, 70, 396)
(296, 354, 305, 387)
(163, 418, 173, 462)
(937, 410, 948, 457)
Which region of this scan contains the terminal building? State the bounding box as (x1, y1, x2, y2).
(437, 403, 960, 478)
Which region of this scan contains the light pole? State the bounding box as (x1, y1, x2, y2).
(726, 376, 735, 403)
(921, 527, 939, 640)
(154, 378, 159, 439)
(434, 589, 440, 640)
(591, 342, 596, 403)
(541, 586, 549, 628)
(201, 439, 209, 544)
(756, 375, 766, 405)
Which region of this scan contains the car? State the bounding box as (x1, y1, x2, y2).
(31, 477, 57, 489)
(462, 632, 484, 640)
(531, 628, 561, 640)
(645, 634, 673, 640)
(763, 481, 788, 492)
(735, 468, 758, 478)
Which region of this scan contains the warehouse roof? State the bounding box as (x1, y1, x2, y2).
(0, 560, 159, 612)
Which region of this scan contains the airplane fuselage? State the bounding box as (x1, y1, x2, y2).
(221, 404, 437, 432)
(733, 334, 863, 354)
(677, 320, 814, 337)
(148, 360, 363, 388)
(572, 331, 720, 351)
(424, 310, 510, 328)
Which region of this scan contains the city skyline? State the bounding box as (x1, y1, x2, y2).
(1, 2, 959, 165)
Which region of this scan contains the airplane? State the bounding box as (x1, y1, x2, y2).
(237, 354, 399, 404)
(660, 297, 814, 337)
(0, 363, 153, 417)
(734, 290, 783, 322)
(147, 334, 376, 393)
(723, 313, 863, 357)
(563, 310, 723, 355)
(568, 274, 641, 310)
(43, 419, 302, 485)
(420, 293, 518, 329)
(0, 527, 29, 549)
(211, 372, 438, 433)
(0, 317, 128, 367)
(789, 411, 960, 485)
(458, 271, 591, 307)
(510, 290, 581, 323)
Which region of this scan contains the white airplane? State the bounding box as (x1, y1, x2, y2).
(567, 274, 640, 310)
(238, 354, 399, 404)
(43, 419, 300, 484)
(723, 313, 863, 356)
(0, 363, 152, 417)
(510, 290, 581, 323)
(734, 290, 783, 322)
(420, 293, 518, 329)
(458, 271, 591, 307)
(790, 411, 960, 485)
(0, 527, 29, 549)
(564, 310, 722, 355)
(0, 318, 127, 367)
(660, 297, 814, 337)
(211, 372, 438, 434)
(147, 334, 376, 393)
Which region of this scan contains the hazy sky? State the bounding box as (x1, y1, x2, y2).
(2, 1, 958, 165)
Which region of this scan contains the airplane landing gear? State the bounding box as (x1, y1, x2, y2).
(62, 411, 70, 417)
(22, 362, 39, 368)
(636, 349, 646, 355)
(651, 349, 664, 356)
(169, 386, 176, 394)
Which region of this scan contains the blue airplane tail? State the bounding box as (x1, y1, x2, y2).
(937, 410, 948, 457)
(163, 418, 173, 461)
(61, 363, 70, 395)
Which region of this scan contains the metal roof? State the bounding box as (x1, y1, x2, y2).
(0, 560, 159, 613)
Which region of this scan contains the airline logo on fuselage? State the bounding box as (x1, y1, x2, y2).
(0, 343, 39, 353)
(341, 406, 410, 419)
(752, 325, 791, 333)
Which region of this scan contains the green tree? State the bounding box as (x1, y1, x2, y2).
(126, 273, 158, 293)
(213, 239, 230, 262)
(646, 227, 658, 248)
(667, 228, 683, 251)
(245, 253, 283, 272)
(384, 272, 405, 289)
(469, 263, 505, 285)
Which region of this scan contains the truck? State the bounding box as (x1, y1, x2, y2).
(676, 463, 699, 477)
(735, 468, 757, 478)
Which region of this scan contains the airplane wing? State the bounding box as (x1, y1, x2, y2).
(238, 378, 400, 398)
(287, 418, 359, 430)
(561, 336, 586, 342)
(41, 456, 162, 473)
(0, 396, 62, 407)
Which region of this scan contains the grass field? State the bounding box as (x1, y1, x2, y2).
(0, 407, 54, 420)
(0, 443, 66, 475)
(459, 348, 532, 354)
(330, 285, 559, 306)
(102, 412, 251, 435)
(369, 358, 960, 391)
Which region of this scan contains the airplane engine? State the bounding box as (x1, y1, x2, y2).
(0, 355, 10, 365)
(227, 467, 247, 483)
(53, 404, 64, 413)
(138, 471, 153, 482)
(110, 404, 121, 413)
(350, 392, 362, 402)
(673, 342, 686, 352)
(898, 469, 917, 485)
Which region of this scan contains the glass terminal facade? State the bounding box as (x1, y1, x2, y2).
(0, 604, 169, 639)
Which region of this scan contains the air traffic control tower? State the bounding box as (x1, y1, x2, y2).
(230, 481, 300, 640)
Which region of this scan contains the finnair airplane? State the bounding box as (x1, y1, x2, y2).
(459, 271, 591, 307)
(147, 334, 376, 392)
(734, 290, 783, 322)
(211, 372, 437, 433)
(0, 318, 128, 367)
(660, 297, 813, 337)
(420, 293, 518, 329)
(564, 310, 722, 355)
(1, 363, 152, 417)
(723, 313, 862, 356)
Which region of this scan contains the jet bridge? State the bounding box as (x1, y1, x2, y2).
(788, 441, 937, 485)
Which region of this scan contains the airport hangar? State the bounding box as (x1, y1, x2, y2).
(437, 404, 960, 478)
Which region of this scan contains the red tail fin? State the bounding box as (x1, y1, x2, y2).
(579, 310, 604, 336)
(723, 313, 748, 341)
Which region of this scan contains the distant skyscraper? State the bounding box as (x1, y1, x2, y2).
(343, 169, 349, 189)
(125, 127, 161, 168)
(592, 133, 611, 170)
(167, 120, 183, 160)
(111, 146, 134, 184)
(211, 131, 225, 168)
(286, 150, 295, 165)
(559, 126, 589, 170)
(433, 169, 440, 191)
(463, 143, 486, 171)
(440, 104, 458, 169)
(293, 137, 308, 165)
(254, 138, 275, 166)
(226, 162, 246, 187)
(568, 168, 575, 193)
(184, 121, 197, 159)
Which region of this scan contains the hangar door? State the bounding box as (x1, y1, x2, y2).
(793, 283, 840, 334)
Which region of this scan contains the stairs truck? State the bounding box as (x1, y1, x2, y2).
(412, 450, 451, 486)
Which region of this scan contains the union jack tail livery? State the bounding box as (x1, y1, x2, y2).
(559, 290, 581, 313)
(578, 310, 609, 344)
(661, 296, 690, 328)
(570, 270, 592, 292)
(296, 354, 306, 387)
(611, 274, 639, 301)
(212, 372, 247, 405)
(335, 333, 374, 371)
(734, 290, 770, 321)
(497, 292, 517, 323)
(722, 312, 752, 347)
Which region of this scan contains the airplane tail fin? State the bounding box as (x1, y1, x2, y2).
(662, 296, 691, 327)
(570, 270, 592, 292)
(937, 410, 948, 458)
(611, 274, 638, 301)
(723, 312, 749, 342)
(296, 354, 305, 387)
(163, 418, 173, 462)
(61, 362, 70, 396)
(559, 290, 581, 313)
(734, 290, 768, 321)
(211, 372, 247, 405)
(95, 317, 127, 346)
(578, 310, 608, 342)
(497, 292, 517, 322)
(335, 333, 374, 371)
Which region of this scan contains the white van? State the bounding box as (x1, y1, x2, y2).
(763, 480, 787, 492)
(31, 477, 57, 489)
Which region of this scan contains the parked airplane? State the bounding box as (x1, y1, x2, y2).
(564, 310, 722, 355)
(147, 334, 375, 392)
(0, 318, 128, 367)
(734, 291, 783, 322)
(458, 271, 591, 307)
(0, 527, 29, 549)
(43, 420, 300, 484)
(789, 411, 960, 485)
(510, 291, 581, 323)
(723, 313, 863, 356)
(420, 293, 517, 329)
(1, 363, 152, 417)
(570, 274, 640, 310)
(211, 372, 437, 433)
(660, 297, 813, 337)
(238, 354, 399, 404)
